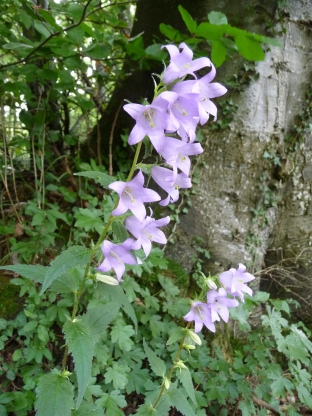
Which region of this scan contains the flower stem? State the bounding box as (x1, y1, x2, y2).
(152, 322, 192, 409)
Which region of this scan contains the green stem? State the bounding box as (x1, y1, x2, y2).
(61, 141, 143, 369)
(152, 322, 192, 409)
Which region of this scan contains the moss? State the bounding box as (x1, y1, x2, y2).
(0, 274, 21, 319)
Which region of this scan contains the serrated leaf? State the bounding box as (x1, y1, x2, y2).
(83, 302, 119, 340)
(234, 35, 264, 61)
(166, 327, 185, 345)
(0, 264, 47, 283)
(40, 246, 92, 294)
(99, 284, 137, 332)
(63, 320, 95, 408)
(179, 368, 197, 406)
(72, 401, 103, 416)
(136, 404, 159, 415)
(208, 11, 228, 25)
(112, 221, 129, 243)
(167, 387, 196, 416)
(111, 323, 135, 351)
(178, 5, 197, 34)
(104, 363, 130, 390)
(211, 40, 227, 67)
(35, 373, 74, 416)
(143, 339, 166, 378)
(74, 208, 104, 233)
(74, 171, 115, 188)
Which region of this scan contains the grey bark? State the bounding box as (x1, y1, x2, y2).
(166, 0, 312, 313)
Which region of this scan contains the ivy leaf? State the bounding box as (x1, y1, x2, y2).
(143, 339, 166, 378)
(0, 264, 47, 283)
(40, 246, 92, 294)
(166, 387, 196, 416)
(63, 319, 95, 408)
(234, 36, 264, 61)
(83, 302, 119, 340)
(178, 5, 197, 34)
(35, 373, 74, 416)
(104, 363, 130, 389)
(74, 171, 115, 188)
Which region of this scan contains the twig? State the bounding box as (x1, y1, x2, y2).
(252, 395, 281, 415)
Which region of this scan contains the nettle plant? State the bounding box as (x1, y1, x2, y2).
(0, 43, 256, 415)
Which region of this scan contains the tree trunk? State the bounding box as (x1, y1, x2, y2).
(166, 0, 312, 317)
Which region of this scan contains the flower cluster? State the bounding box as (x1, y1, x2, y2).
(184, 264, 255, 333)
(97, 42, 227, 282)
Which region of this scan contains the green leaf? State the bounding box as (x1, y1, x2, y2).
(38, 10, 62, 30)
(178, 6, 197, 34)
(74, 171, 115, 188)
(2, 43, 33, 50)
(99, 284, 137, 332)
(0, 404, 7, 416)
(83, 43, 110, 60)
(83, 302, 119, 340)
(211, 40, 227, 67)
(145, 44, 167, 61)
(0, 264, 47, 283)
(34, 21, 52, 38)
(179, 368, 197, 406)
(35, 373, 74, 416)
(112, 221, 128, 243)
(96, 390, 126, 415)
(159, 24, 184, 41)
(37, 324, 49, 344)
(166, 327, 185, 345)
(136, 404, 159, 415)
(167, 387, 196, 416)
(208, 11, 228, 25)
(74, 208, 104, 233)
(111, 323, 135, 352)
(104, 363, 130, 389)
(63, 319, 95, 408)
(40, 246, 92, 294)
(143, 339, 166, 378)
(72, 401, 103, 416)
(195, 22, 224, 40)
(234, 35, 264, 61)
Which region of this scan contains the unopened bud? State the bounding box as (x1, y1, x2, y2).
(207, 278, 217, 290)
(163, 377, 171, 390)
(188, 330, 202, 345)
(175, 360, 187, 370)
(95, 273, 119, 285)
(183, 344, 196, 351)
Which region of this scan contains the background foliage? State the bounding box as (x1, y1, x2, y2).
(1, 1, 311, 415)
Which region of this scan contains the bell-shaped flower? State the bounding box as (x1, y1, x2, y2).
(151, 166, 192, 206)
(123, 91, 178, 152)
(162, 42, 212, 84)
(125, 213, 170, 257)
(97, 238, 140, 282)
(218, 263, 255, 301)
(206, 287, 239, 323)
(109, 169, 160, 221)
(184, 301, 215, 333)
(158, 137, 203, 177)
(168, 93, 200, 142)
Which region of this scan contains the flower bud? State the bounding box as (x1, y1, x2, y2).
(175, 360, 188, 370)
(207, 278, 217, 290)
(163, 377, 171, 390)
(183, 344, 196, 351)
(95, 273, 119, 285)
(187, 330, 202, 345)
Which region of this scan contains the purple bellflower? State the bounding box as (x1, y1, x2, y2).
(109, 169, 160, 221)
(125, 213, 170, 257)
(184, 301, 216, 333)
(123, 91, 178, 152)
(151, 166, 192, 206)
(162, 43, 211, 84)
(168, 93, 200, 142)
(158, 137, 203, 177)
(206, 287, 239, 323)
(97, 238, 141, 282)
(218, 263, 255, 301)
